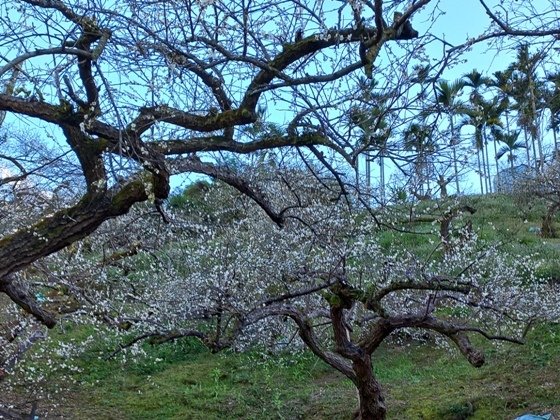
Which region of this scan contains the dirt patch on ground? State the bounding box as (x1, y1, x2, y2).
(0, 379, 108, 419)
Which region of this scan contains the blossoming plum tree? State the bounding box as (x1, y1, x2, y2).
(7, 168, 555, 419)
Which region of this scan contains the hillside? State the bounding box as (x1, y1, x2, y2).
(2, 194, 560, 420)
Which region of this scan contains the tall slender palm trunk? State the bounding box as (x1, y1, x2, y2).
(531, 131, 538, 170)
(480, 141, 489, 194)
(450, 117, 460, 195)
(492, 137, 500, 192)
(528, 75, 543, 170)
(476, 150, 484, 194)
(365, 155, 371, 188)
(524, 128, 531, 166)
(484, 138, 492, 193)
(379, 155, 385, 205)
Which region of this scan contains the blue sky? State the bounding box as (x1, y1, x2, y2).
(422, 0, 515, 78)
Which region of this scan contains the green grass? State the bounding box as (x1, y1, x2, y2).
(49, 341, 354, 419)
(4, 193, 560, 419)
(9, 323, 555, 419)
(3, 321, 558, 419)
(376, 326, 560, 418)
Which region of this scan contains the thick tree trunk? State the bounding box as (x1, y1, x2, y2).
(0, 178, 155, 325)
(438, 175, 448, 199)
(353, 356, 387, 420)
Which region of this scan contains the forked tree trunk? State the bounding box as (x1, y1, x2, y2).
(353, 356, 387, 419)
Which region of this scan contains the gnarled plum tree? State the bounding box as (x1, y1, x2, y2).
(1, 0, 560, 417)
(24, 171, 556, 419)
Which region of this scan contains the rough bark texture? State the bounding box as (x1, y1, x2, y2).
(353, 356, 387, 420)
(0, 180, 150, 325)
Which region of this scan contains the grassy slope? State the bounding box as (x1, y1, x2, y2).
(6, 194, 560, 419)
(48, 324, 560, 419)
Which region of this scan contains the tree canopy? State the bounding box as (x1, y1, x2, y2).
(1, 1, 560, 417)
